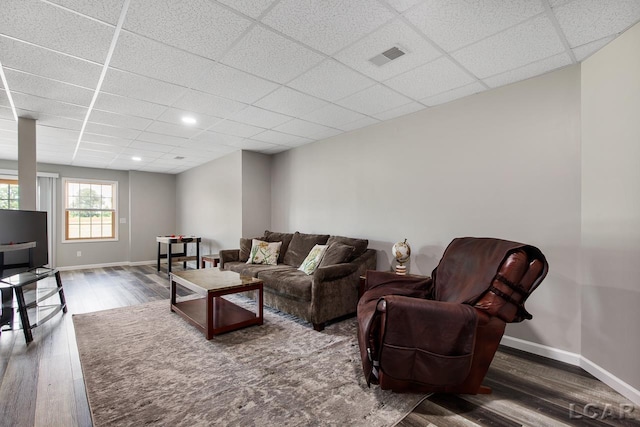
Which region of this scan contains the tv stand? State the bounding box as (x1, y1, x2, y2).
(0, 243, 67, 344)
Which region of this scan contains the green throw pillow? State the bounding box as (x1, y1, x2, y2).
(298, 244, 328, 275)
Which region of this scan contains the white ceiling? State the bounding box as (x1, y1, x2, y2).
(0, 0, 639, 174)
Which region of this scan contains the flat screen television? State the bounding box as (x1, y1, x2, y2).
(0, 209, 49, 278)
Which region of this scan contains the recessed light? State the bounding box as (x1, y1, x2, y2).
(181, 116, 196, 125)
(132, 156, 142, 161)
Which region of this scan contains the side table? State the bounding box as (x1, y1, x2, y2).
(156, 236, 201, 275)
(0, 267, 67, 344)
(201, 254, 220, 268)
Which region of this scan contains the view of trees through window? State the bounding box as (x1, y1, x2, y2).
(65, 179, 116, 240)
(0, 179, 19, 210)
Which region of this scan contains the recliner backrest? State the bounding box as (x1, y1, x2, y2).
(432, 238, 548, 322)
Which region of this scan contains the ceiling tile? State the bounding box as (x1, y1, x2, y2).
(192, 62, 279, 104)
(385, 57, 475, 100)
(302, 104, 367, 128)
(155, 108, 221, 130)
(83, 123, 141, 140)
(82, 133, 131, 146)
(262, 0, 394, 55)
(221, 26, 324, 84)
(288, 59, 376, 102)
(273, 119, 342, 140)
(337, 116, 380, 132)
(232, 139, 280, 151)
(405, 0, 544, 51)
(11, 93, 87, 121)
(217, 0, 277, 19)
(190, 131, 244, 146)
(93, 93, 166, 120)
(183, 138, 237, 154)
(0, 36, 102, 88)
(101, 69, 188, 106)
(372, 101, 426, 121)
(336, 84, 413, 115)
(118, 147, 165, 159)
(385, 0, 423, 12)
(88, 109, 153, 131)
(110, 31, 215, 88)
(209, 119, 265, 138)
(135, 132, 190, 146)
(253, 87, 328, 117)
(554, 0, 640, 48)
(80, 141, 126, 154)
(47, 0, 125, 25)
(421, 81, 486, 107)
(572, 36, 615, 62)
(334, 19, 442, 81)
(34, 115, 81, 131)
(0, 0, 114, 63)
(145, 121, 202, 139)
(171, 90, 247, 118)
(251, 130, 313, 146)
(0, 106, 15, 121)
(260, 144, 290, 154)
(5, 69, 93, 106)
(452, 15, 566, 79)
(231, 106, 293, 129)
(482, 53, 572, 89)
(123, 0, 252, 60)
(36, 126, 78, 142)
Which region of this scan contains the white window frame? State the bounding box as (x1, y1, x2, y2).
(62, 177, 118, 243)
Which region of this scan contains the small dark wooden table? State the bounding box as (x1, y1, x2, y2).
(201, 253, 220, 268)
(156, 236, 201, 275)
(170, 269, 263, 339)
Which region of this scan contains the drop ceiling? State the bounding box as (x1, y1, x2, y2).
(0, 0, 639, 174)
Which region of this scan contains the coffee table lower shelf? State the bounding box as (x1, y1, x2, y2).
(171, 297, 262, 338)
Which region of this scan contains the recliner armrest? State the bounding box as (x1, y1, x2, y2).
(373, 295, 478, 387)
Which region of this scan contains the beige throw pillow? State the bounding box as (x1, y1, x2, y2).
(246, 239, 282, 265)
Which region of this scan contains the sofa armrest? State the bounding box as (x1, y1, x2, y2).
(314, 262, 359, 282)
(219, 249, 239, 269)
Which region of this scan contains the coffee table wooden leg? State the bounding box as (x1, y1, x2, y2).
(170, 278, 176, 310)
(258, 286, 263, 325)
(206, 293, 214, 340)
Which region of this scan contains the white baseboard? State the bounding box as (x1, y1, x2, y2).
(501, 335, 640, 406)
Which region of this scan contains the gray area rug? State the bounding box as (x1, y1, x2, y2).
(73, 297, 426, 426)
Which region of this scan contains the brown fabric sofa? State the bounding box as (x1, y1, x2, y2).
(219, 230, 376, 331)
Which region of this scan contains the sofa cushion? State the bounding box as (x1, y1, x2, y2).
(226, 261, 291, 278)
(283, 232, 330, 268)
(263, 230, 294, 264)
(326, 235, 368, 261)
(319, 242, 355, 267)
(247, 239, 281, 265)
(298, 244, 328, 275)
(258, 268, 313, 302)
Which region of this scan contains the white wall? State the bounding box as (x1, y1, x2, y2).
(272, 66, 583, 353)
(581, 23, 640, 391)
(129, 171, 176, 262)
(175, 151, 243, 256)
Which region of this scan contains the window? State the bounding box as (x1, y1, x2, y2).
(0, 179, 19, 209)
(64, 178, 117, 241)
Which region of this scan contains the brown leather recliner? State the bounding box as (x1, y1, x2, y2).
(357, 237, 548, 394)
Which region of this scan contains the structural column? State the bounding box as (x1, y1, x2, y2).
(17, 117, 37, 210)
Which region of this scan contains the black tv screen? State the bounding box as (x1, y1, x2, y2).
(0, 209, 49, 278)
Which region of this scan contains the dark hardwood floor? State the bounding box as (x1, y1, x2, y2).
(1, 265, 637, 426)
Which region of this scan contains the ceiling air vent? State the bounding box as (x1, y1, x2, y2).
(174, 156, 185, 160)
(369, 46, 406, 66)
